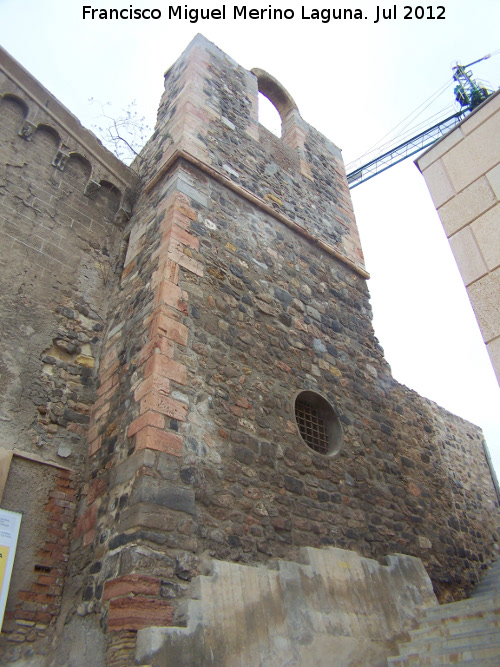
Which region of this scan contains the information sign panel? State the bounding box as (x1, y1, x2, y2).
(0, 509, 22, 629)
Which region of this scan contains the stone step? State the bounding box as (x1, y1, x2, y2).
(388, 656, 500, 667)
(409, 612, 500, 641)
(388, 560, 500, 666)
(472, 585, 500, 599)
(397, 627, 500, 657)
(423, 594, 500, 621)
(388, 641, 500, 665)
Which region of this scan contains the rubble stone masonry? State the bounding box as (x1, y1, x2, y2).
(0, 36, 499, 665)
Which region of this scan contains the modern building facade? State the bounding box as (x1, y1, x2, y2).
(417, 90, 500, 386)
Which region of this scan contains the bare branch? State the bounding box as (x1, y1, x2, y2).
(88, 99, 152, 166)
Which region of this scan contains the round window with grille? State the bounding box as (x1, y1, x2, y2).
(294, 391, 343, 456)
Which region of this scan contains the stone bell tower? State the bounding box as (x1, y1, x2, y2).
(67, 34, 497, 662)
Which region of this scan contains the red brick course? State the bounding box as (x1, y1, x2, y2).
(108, 597, 174, 632)
(88, 434, 102, 456)
(154, 278, 188, 313)
(170, 224, 199, 250)
(148, 310, 189, 347)
(153, 257, 180, 287)
(87, 477, 108, 505)
(133, 373, 171, 402)
(7, 469, 76, 640)
(73, 501, 98, 539)
(137, 336, 175, 366)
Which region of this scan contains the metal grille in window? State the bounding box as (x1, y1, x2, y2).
(295, 401, 329, 455)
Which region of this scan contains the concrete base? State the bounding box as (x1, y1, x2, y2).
(136, 546, 437, 666)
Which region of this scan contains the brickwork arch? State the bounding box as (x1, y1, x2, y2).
(32, 123, 60, 148)
(0, 92, 29, 120)
(251, 68, 298, 121)
(0, 81, 133, 216)
(96, 180, 122, 216)
(65, 152, 92, 182)
(250, 68, 306, 151)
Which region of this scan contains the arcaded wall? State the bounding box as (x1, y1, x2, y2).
(0, 47, 136, 659)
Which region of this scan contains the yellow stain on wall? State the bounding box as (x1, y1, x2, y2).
(0, 546, 10, 590)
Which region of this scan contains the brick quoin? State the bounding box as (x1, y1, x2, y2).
(174, 198, 199, 222)
(167, 243, 204, 277)
(134, 373, 171, 402)
(128, 411, 165, 437)
(135, 426, 183, 456)
(137, 336, 175, 366)
(148, 310, 189, 347)
(153, 258, 180, 288)
(144, 354, 187, 385)
(87, 477, 108, 505)
(73, 501, 98, 539)
(154, 279, 188, 313)
(139, 392, 188, 421)
(169, 224, 200, 250)
(88, 434, 102, 456)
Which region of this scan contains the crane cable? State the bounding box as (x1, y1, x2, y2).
(348, 77, 452, 169)
(347, 49, 500, 172)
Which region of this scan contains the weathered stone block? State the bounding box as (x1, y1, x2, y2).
(134, 373, 171, 402)
(110, 451, 156, 489)
(103, 575, 160, 601)
(130, 478, 196, 516)
(140, 391, 188, 421)
(421, 158, 455, 208)
(449, 226, 488, 285)
(73, 503, 98, 539)
(148, 312, 189, 347)
(471, 204, 500, 271)
(438, 176, 497, 236)
(118, 502, 179, 533)
(468, 268, 500, 342)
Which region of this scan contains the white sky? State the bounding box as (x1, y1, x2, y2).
(1, 0, 499, 471)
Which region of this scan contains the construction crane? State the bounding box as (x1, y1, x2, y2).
(347, 55, 495, 188)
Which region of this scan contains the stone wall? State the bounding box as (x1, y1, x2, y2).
(0, 36, 499, 666)
(0, 47, 137, 661)
(64, 36, 500, 664)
